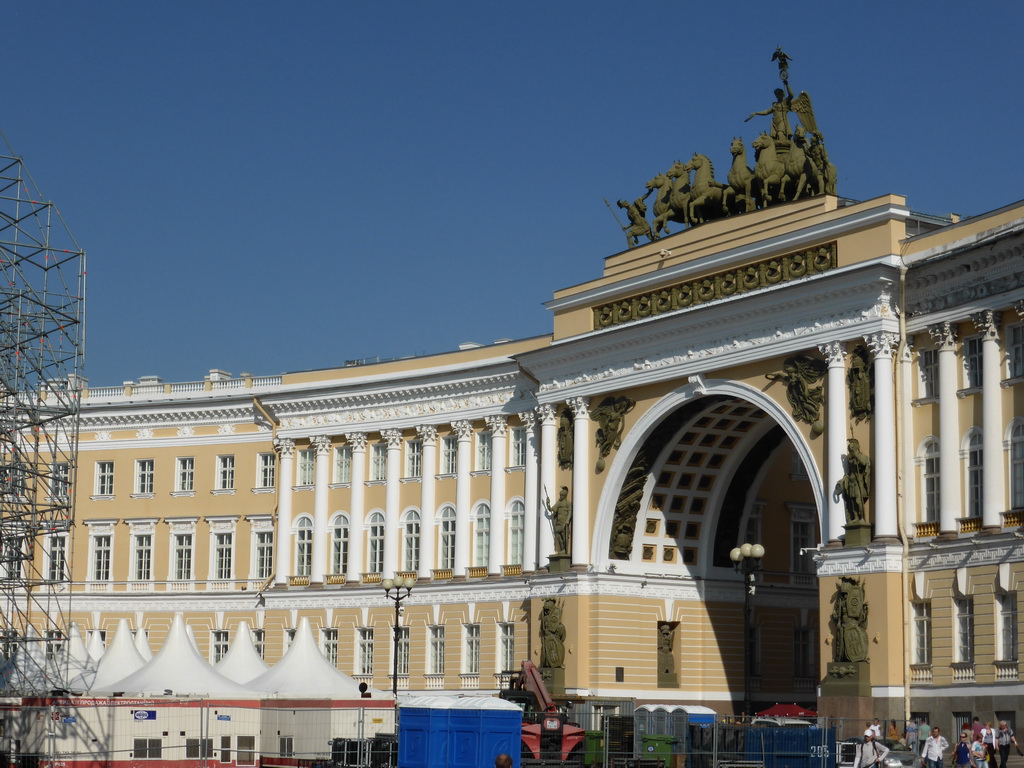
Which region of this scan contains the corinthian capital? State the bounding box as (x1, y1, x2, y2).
(273, 437, 295, 458)
(567, 396, 590, 418)
(382, 429, 403, 449)
(416, 424, 438, 445)
(310, 434, 332, 455)
(971, 310, 1002, 340)
(865, 331, 898, 359)
(451, 420, 474, 440)
(818, 341, 847, 367)
(927, 322, 958, 351)
(536, 403, 557, 425)
(485, 415, 508, 437)
(344, 432, 368, 451)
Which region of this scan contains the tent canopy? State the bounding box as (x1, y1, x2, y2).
(755, 703, 818, 717)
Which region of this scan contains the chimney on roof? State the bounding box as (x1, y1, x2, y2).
(205, 369, 232, 382)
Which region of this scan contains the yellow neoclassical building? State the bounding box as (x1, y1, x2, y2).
(48, 193, 1024, 727)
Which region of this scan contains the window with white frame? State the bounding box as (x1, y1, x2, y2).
(955, 597, 974, 663)
(919, 347, 938, 398)
(295, 518, 312, 577)
(357, 628, 374, 675)
(369, 443, 386, 482)
(403, 511, 421, 572)
(790, 508, 814, 574)
(255, 531, 274, 580)
(217, 455, 235, 490)
(963, 336, 983, 389)
(1010, 324, 1024, 379)
(297, 449, 315, 486)
(135, 460, 154, 495)
(510, 427, 526, 468)
(429, 626, 445, 675)
(252, 628, 265, 659)
(474, 504, 491, 567)
(133, 533, 153, 581)
(45, 630, 64, 662)
(334, 447, 352, 484)
(499, 623, 515, 673)
(211, 630, 229, 663)
(477, 431, 492, 471)
(176, 457, 194, 492)
(966, 431, 983, 518)
(284, 627, 297, 651)
(368, 512, 385, 573)
(441, 436, 458, 475)
(395, 626, 410, 676)
(439, 506, 456, 569)
(95, 461, 114, 496)
(51, 462, 70, 500)
(793, 626, 815, 678)
(509, 501, 525, 566)
(998, 592, 1018, 661)
(257, 453, 276, 489)
(913, 601, 932, 665)
(464, 624, 480, 674)
(91, 534, 112, 581)
(173, 532, 194, 580)
(331, 515, 349, 575)
(214, 532, 234, 580)
(1012, 424, 1024, 509)
(47, 535, 67, 582)
(406, 439, 422, 479)
(322, 628, 339, 666)
(921, 439, 940, 522)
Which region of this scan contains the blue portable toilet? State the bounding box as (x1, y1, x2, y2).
(399, 695, 523, 768)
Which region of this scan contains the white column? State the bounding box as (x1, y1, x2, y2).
(537, 404, 557, 566)
(417, 425, 438, 579)
(929, 322, 960, 535)
(383, 429, 403, 575)
(452, 420, 473, 577)
(974, 310, 1004, 530)
(520, 410, 539, 573)
(273, 438, 295, 585)
(819, 342, 847, 543)
(568, 397, 590, 566)
(486, 416, 507, 575)
(867, 332, 898, 540)
(345, 432, 367, 582)
(310, 434, 332, 582)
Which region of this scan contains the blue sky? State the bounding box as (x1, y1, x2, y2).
(6, 2, 1023, 386)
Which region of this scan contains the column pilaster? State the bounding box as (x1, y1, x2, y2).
(452, 420, 473, 577)
(273, 437, 295, 585)
(417, 425, 438, 578)
(866, 332, 898, 540)
(383, 429, 403, 575)
(486, 416, 507, 575)
(819, 342, 847, 543)
(310, 434, 332, 582)
(345, 432, 367, 582)
(568, 397, 590, 566)
(537, 404, 557, 567)
(929, 322, 960, 535)
(519, 410, 539, 572)
(973, 310, 1004, 531)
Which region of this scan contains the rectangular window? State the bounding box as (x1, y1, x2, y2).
(791, 519, 813, 574)
(51, 462, 70, 499)
(257, 453, 276, 488)
(220, 736, 231, 764)
(186, 739, 213, 760)
(442, 436, 458, 475)
(214, 533, 233, 580)
(297, 449, 315, 486)
(913, 602, 932, 665)
(334, 446, 352, 483)
(92, 535, 111, 581)
(252, 629, 265, 659)
(964, 336, 983, 389)
(217, 455, 235, 490)
(255, 531, 274, 580)
(95, 461, 114, 496)
(322, 628, 339, 666)
(211, 630, 229, 663)
(133, 534, 152, 581)
(176, 457, 194, 492)
(134, 739, 162, 760)
(45, 629, 64, 662)
(371, 443, 387, 482)
(406, 439, 422, 479)
(477, 432, 492, 471)
(396, 626, 410, 676)
(919, 348, 938, 398)
(279, 738, 293, 759)
(48, 535, 67, 582)
(999, 592, 1018, 662)
(1011, 324, 1024, 379)
(236, 736, 256, 766)
(510, 427, 526, 468)
(357, 628, 374, 675)
(173, 533, 193, 580)
(135, 459, 154, 494)
(464, 624, 480, 675)
(429, 626, 445, 675)
(793, 627, 814, 678)
(956, 597, 974, 663)
(500, 624, 515, 673)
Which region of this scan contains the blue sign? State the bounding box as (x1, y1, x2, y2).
(133, 710, 156, 721)
(217, 715, 231, 721)
(62, 717, 77, 724)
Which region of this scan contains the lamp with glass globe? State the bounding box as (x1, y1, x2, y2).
(382, 575, 415, 697)
(729, 542, 765, 719)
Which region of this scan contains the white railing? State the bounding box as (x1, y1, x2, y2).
(910, 664, 933, 683)
(994, 660, 1019, 681)
(170, 381, 205, 393)
(424, 675, 445, 690)
(460, 674, 480, 689)
(85, 375, 284, 401)
(951, 662, 975, 683)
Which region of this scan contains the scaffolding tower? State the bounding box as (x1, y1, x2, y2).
(0, 135, 86, 695)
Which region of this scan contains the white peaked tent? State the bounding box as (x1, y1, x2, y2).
(215, 621, 269, 684)
(134, 627, 153, 661)
(86, 630, 105, 662)
(93, 614, 257, 697)
(73, 618, 147, 692)
(58, 624, 96, 690)
(185, 623, 200, 653)
(1, 626, 49, 693)
(246, 617, 391, 698)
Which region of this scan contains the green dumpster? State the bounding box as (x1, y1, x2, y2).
(640, 733, 674, 763)
(584, 730, 604, 766)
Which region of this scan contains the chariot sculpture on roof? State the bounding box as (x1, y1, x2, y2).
(610, 47, 837, 245)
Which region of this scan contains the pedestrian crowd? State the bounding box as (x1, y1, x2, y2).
(856, 717, 1019, 768)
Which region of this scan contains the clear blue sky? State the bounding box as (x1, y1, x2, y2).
(6, 2, 1023, 386)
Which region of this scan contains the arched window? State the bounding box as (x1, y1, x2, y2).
(1011, 423, 1024, 509)
(368, 512, 385, 574)
(439, 506, 456, 570)
(403, 510, 421, 572)
(967, 431, 983, 518)
(330, 514, 349, 576)
(295, 518, 313, 577)
(474, 503, 491, 567)
(509, 501, 525, 566)
(922, 439, 940, 522)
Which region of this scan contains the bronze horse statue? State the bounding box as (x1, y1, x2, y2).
(752, 133, 785, 206)
(645, 171, 688, 236)
(723, 136, 760, 213)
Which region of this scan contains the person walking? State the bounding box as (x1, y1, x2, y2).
(955, 733, 973, 768)
(996, 721, 1018, 768)
(982, 722, 997, 766)
(921, 727, 949, 768)
(857, 733, 889, 768)
(971, 733, 988, 768)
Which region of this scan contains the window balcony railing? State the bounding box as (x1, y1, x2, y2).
(361, 572, 382, 585)
(387, 675, 409, 690)
(994, 659, 1019, 681)
(325, 573, 347, 585)
(910, 664, 933, 683)
(460, 674, 480, 689)
(958, 517, 982, 534)
(951, 662, 975, 683)
(914, 521, 939, 538)
(288, 576, 310, 587)
(1003, 510, 1024, 527)
(793, 677, 814, 693)
(424, 675, 445, 690)
(501, 564, 523, 577)
(467, 566, 488, 579)
(396, 571, 418, 582)
(432, 568, 453, 581)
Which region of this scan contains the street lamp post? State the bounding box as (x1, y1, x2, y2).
(729, 542, 765, 719)
(382, 575, 415, 697)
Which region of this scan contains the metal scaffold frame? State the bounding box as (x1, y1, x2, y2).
(0, 133, 85, 695)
